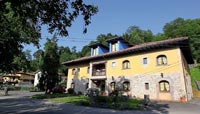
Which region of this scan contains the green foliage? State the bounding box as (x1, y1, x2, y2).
(51, 96, 89, 105)
(123, 26, 154, 45)
(0, 0, 98, 72)
(32, 93, 69, 99)
(51, 95, 143, 110)
(163, 17, 200, 62)
(39, 35, 60, 91)
(96, 33, 118, 46)
(67, 88, 75, 94)
(13, 50, 32, 72)
(190, 67, 200, 88)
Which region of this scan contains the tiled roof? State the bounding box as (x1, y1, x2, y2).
(107, 37, 133, 46)
(88, 42, 109, 49)
(62, 37, 194, 66)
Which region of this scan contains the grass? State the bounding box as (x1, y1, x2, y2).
(190, 67, 200, 89)
(32, 93, 69, 99)
(51, 95, 89, 105)
(50, 95, 143, 110)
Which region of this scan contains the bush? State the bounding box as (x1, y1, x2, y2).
(32, 93, 68, 99)
(78, 91, 83, 95)
(8, 86, 21, 91)
(94, 96, 112, 104)
(67, 88, 74, 94)
(85, 88, 100, 96)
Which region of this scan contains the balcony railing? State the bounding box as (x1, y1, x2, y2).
(92, 70, 106, 76)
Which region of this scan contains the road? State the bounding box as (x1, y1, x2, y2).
(0, 91, 200, 114)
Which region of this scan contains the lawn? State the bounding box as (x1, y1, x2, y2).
(50, 95, 143, 110)
(190, 67, 200, 89)
(32, 93, 69, 99)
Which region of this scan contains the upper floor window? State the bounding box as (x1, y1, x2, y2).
(157, 55, 167, 65)
(72, 68, 76, 75)
(143, 57, 148, 65)
(112, 42, 118, 52)
(93, 48, 98, 56)
(159, 80, 170, 92)
(87, 67, 90, 74)
(111, 61, 117, 68)
(77, 68, 80, 73)
(122, 60, 130, 69)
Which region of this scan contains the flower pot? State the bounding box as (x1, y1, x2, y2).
(180, 96, 186, 103)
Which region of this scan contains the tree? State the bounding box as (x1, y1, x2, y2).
(30, 49, 44, 72)
(163, 18, 200, 62)
(96, 33, 118, 46)
(0, 0, 98, 72)
(59, 46, 72, 76)
(13, 50, 32, 72)
(40, 35, 60, 92)
(123, 26, 153, 45)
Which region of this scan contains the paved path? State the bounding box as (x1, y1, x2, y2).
(0, 91, 200, 114)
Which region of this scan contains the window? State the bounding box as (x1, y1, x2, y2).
(77, 68, 80, 73)
(111, 61, 116, 67)
(157, 55, 167, 65)
(110, 82, 116, 91)
(112, 42, 118, 52)
(93, 48, 98, 56)
(122, 60, 130, 69)
(123, 81, 130, 91)
(143, 57, 148, 65)
(159, 80, 170, 92)
(71, 82, 75, 89)
(72, 68, 76, 75)
(87, 67, 90, 74)
(145, 83, 149, 90)
(85, 83, 89, 89)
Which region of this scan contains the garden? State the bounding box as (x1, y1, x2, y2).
(32, 88, 144, 110)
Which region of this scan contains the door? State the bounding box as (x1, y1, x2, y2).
(158, 80, 172, 101)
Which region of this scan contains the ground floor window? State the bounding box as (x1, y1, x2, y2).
(85, 83, 89, 89)
(159, 80, 170, 92)
(145, 83, 149, 90)
(71, 82, 75, 89)
(110, 82, 116, 91)
(123, 81, 130, 91)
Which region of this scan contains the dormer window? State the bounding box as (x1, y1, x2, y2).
(112, 42, 118, 52)
(93, 47, 98, 56)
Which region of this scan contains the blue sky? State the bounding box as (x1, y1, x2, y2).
(24, 0, 200, 55)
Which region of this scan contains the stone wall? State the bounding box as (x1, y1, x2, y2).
(107, 73, 185, 101)
(68, 78, 89, 94)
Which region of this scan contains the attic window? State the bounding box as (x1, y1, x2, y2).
(93, 48, 98, 56)
(112, 42, 118, 52)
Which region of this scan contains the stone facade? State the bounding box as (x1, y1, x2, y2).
(68, 78, 89, 94)
(106, 73, 188, 101)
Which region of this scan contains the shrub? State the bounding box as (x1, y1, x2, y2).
(32, 93, 68, 99)
(85, 88, 100, 96)
(78, 91, 83, 95)
(94, 96, 112, 104)
(67, 88, 74, 94)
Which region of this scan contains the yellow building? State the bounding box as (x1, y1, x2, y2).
(3, 72, 34, 86)
(63, 37, 194, 102)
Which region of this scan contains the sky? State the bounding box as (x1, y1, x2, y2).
(24, 0, 200, 55)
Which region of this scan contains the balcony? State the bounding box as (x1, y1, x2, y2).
(92, 63, 106, 76)
(92, 69, 106, 76)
